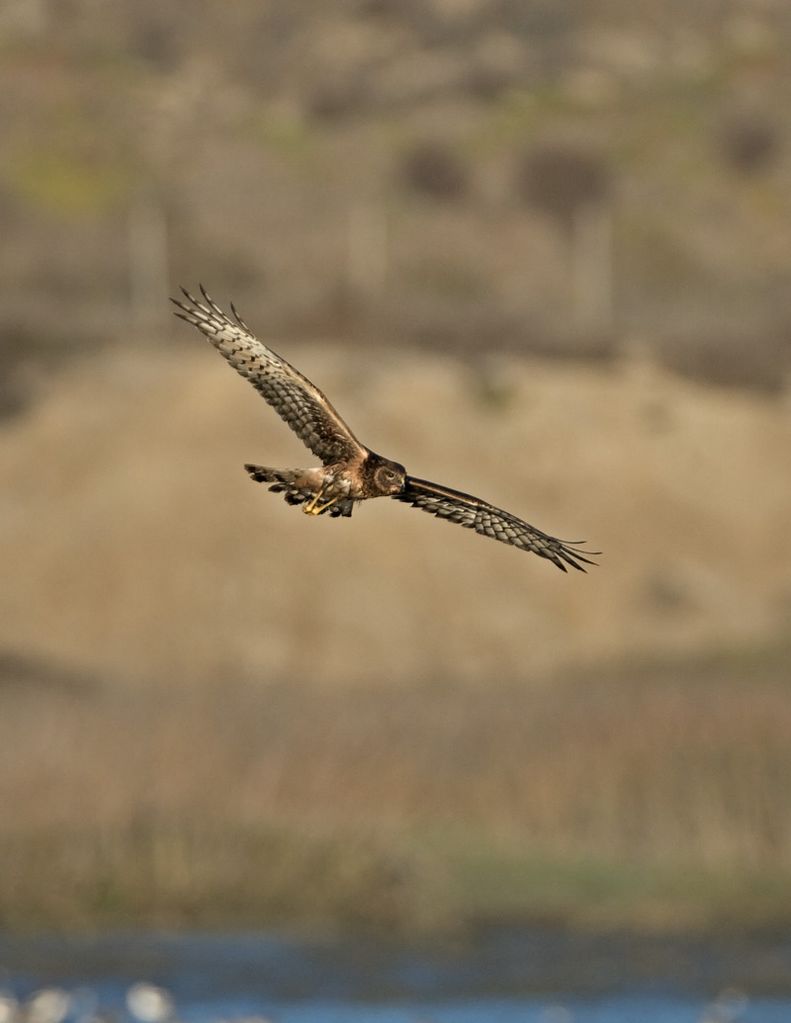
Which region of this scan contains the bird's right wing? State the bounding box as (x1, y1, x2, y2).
(172, 287, 367, 466)
(394, 476, 598, 572)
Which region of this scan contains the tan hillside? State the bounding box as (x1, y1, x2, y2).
(2, 344, 789, 688)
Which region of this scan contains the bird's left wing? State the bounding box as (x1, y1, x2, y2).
(172, 287, 367, 466)
(394, 477, 598, 572)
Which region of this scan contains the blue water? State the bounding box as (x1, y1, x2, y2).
(2, 928, 791, 1023)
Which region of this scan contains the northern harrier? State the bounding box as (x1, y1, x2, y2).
(172, 287, 597, 572)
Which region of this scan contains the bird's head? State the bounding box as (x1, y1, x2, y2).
(369, 455, 407, 496)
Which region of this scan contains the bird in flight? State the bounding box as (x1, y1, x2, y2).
(172, 287, 598, 572)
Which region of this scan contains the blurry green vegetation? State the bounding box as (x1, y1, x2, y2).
(251, 111, 319, 163)
(2, 643, 791, 935)
(443, 845, 791, 933)
(9, 145, 131, 216)
(0, 823, 443, 934)
(2, 1, 791, 385)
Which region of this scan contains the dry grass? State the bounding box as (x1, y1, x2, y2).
(2, 647, 791, 933)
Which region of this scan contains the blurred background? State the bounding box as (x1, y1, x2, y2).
(2, 0, 791, 962)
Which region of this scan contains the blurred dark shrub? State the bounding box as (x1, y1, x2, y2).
(0, 648, 97, 693)
(516, 143, 612, 226)
(463, 62, 518, 101)
(718, 113, 781, 176)
(133, 18, 182, 71)
(307, 76, 369, 121)
(657, 327, 789, 394)
(398, 140, 469, 201)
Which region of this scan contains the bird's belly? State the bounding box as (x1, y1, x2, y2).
(298, 468, 359, 500)
(326, 474, 358, 499)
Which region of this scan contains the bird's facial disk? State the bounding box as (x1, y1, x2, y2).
(373, 459, 407, 495)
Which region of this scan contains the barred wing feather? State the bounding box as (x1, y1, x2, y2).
(394, 477, 598, 572)
(171, 287, 366, 466)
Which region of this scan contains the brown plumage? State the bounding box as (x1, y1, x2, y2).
(172, 286, 598, 572)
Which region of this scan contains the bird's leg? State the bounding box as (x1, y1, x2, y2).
(303, 491, 341, 516)
(302, 488, 341, 516)
(313, 495, 340, 514)
(302, 488, 325, 515)
(304, 484, 342, 515)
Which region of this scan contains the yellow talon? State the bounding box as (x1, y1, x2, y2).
(314, 496, 339, 514)
(303, 489, 323, 514)
(302, 490, 338, 515)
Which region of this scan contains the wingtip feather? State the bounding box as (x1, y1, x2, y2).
(230, 301, 251, 331)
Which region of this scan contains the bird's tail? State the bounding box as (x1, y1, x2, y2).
(244, 465, 310, 504)
(244, 464, 354, 517)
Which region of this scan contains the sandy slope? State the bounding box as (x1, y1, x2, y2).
(1, 343, 789, 687)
